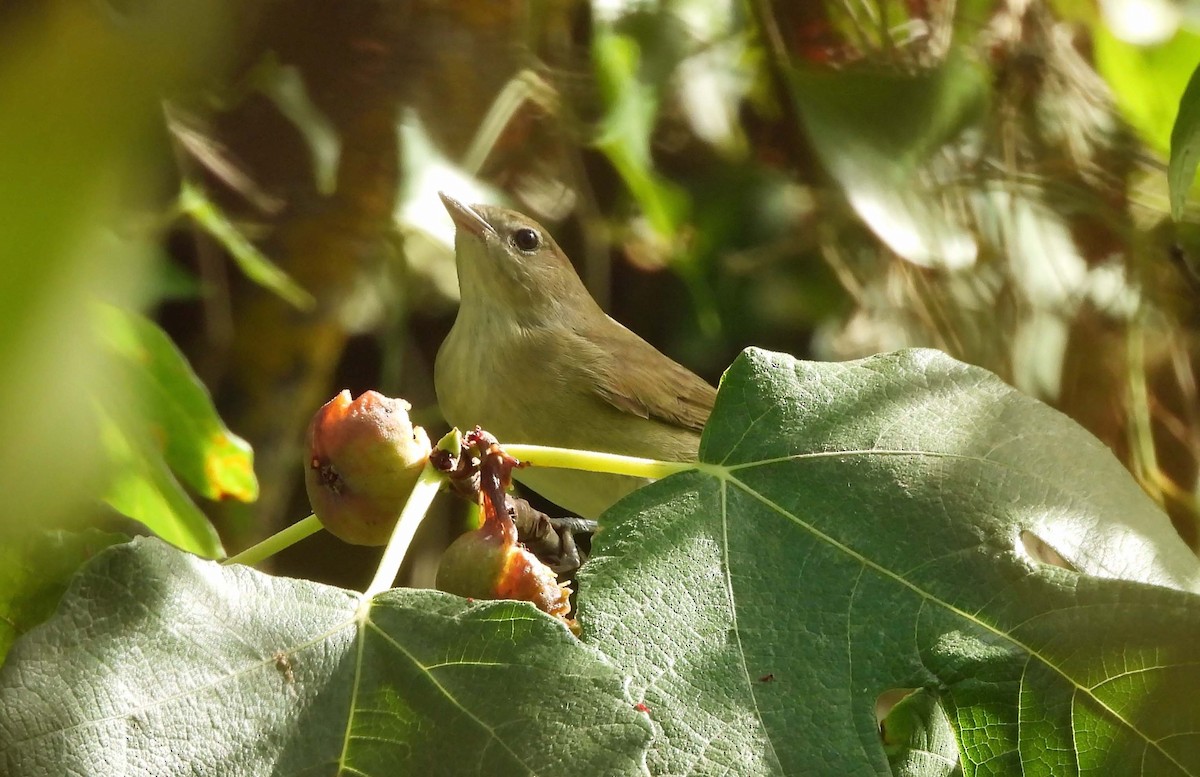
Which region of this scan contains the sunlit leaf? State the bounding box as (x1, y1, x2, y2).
(0, 540, 651, 775)
(580, 348, 1200, 774)
(96, 303, 257, 506)
(98, 408, 224, 559)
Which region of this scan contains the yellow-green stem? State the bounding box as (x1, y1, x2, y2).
(502, 444, 695, 479)
(223, 514, 323, 567)
(360, 463, 444, 605)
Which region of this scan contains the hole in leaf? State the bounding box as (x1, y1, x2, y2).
(876, 687, 960, 774)
(1019, 530, 1076, 571)
(875, 688, 915, 730)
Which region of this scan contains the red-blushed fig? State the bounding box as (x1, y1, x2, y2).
(435, 513, 572, 624)
(435, 431, 575, 632)
(304, 390, 431, 545)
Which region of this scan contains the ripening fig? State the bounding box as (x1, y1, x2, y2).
(304, 390, 431, 545)
(436, 516, 573, 623)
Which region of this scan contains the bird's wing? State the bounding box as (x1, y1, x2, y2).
(584, 320, 717, 433)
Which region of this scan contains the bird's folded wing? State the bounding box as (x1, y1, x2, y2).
(586, 324, 717, 433)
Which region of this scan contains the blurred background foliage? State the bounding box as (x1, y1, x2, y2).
(3, 0, 1200, 602)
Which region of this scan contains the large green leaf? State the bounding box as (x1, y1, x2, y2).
(578, 348, 1200, 774)
(0, 539, 650, 776)
(4, 349, 1199, 775)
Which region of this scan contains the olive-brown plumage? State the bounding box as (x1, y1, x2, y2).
(434, 194, 716, 519)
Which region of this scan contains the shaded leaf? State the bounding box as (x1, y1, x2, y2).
(0, 529, 126, 664)
(579, 348, 1200, 774)
(0, 539, 650, 776)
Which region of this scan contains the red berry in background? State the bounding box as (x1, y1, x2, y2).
(304, 390, 431, 545)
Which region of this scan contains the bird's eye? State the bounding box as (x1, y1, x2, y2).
(511, 228, 541, 252)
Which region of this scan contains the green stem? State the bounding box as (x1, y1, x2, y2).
(502, 444, 695, 479)
(223, 514, 323, 567)
(360, 464, 444, 604)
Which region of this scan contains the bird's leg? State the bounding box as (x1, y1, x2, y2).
(510, 497, 595, 577)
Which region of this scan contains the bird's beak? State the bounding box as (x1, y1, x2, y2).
(439, 192, 495, 238)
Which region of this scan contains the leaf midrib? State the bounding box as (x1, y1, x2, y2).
(711, 465, 1193, 776)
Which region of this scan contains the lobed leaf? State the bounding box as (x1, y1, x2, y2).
(0, 539, 650, 776)
(579, 348, 1200, 775)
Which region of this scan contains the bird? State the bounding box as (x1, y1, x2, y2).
(435, 193, 717, 519)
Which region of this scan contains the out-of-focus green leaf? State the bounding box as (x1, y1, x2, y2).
(96, 304, 257, 505)
(98, 408, 223, 559)
(178, 182, 315, 311)
(592, 28, 689, 240)
(1169, 62, 1200, 220)
(0, 530, 127, 664)
(93, 303, 255, 558)
(1094, 24, 1200, 157)
(0, 539, 651, 775)
(0, 1, 233, 538)
(789, 59, 987, 268)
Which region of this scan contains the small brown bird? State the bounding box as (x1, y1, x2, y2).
(435, 194, 717, 519)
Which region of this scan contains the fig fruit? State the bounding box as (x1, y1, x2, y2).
(435, 431, 574, 630)
(304, 390, 430, 545)
(436, 514, 572, 622)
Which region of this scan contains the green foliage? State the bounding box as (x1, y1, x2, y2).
(97, 304, 255, 558)
(581, 348, 1200, 774)
(178, 182, 315, 311)
(4, 349, 1198, 774)
(0, 529, 127, 664)
(1170, 62, 1200, 220)
(0, 539, 649, 776)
